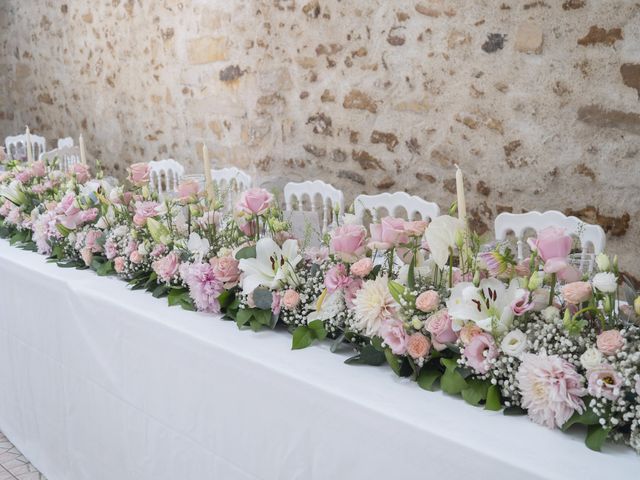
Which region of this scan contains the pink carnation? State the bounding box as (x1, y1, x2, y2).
(325, 264, 351, 293)
(380, 317, 407, 355)
(463, 332, 498, 374)
(283, 289, 300, 310)
(152, 252, 180, 283)
(351, 258, 373, 277)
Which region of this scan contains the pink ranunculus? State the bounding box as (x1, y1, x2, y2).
(152, 252, 180, 283)
(511, 290, 534, 316)
(380, 317, 408, 355)
(210, 256, 241, 288)
(114, 257, 125, 273)
(31, 160, 46, 177)
(177, 179, 200, 201)
(407, 333, 431, 359)
(128, 162, 150, 186)
(562, 281, 592, 304)
(330, 224, 366, 263)
(368, 217, 409, 250)
(129, 250, 143, 264)
(426, 309, 457, 346)
(80, 248, 93, 267)
(237, 188, 273, 216)
(133, 201, 160, 227)
(283, 289, 300, 310)
(596, 330, 625, 356)
(351, 257, 373, 277)
(416, 290, 440, 313)
(325, 264, 351, 293)
(587, 364, 623, 401)
(71, 163, 90, 183)
(463, 332, 498, 374)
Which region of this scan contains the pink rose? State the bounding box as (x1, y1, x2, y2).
(85, 230, 103, 253)
(152, 252, 180, 283)
(80, 248, 93, 267)
(325, 264, 351, 293)
(71, 163, 90, 183)
(351, 257, 373, 277)
(114, 257, 125, 273)
(463, 332, 498, 374)
(128, 162, 150, 186)
(587, 364, 622, 401)
(407, 333, 431, 359)
(404, 220, 428, 237)
(426, 309, 457, 346)
(237, 188, 273, 216)
(31, 160, 46, 177)
(511, 290, 534, 316)
(283, 289, 300, 310)
(380, 317, 408, 355)
(133, 201, 160, 227)
(210, 256, 241, 287)
(416, 290, 440, 313)
(562, 282, 592, 304)
(330, 224, 366, 262)
(596, 330, 624, 356)
(237, 217, 257, 237)
(129, 251, 143, 264)
(529, 227, 572, 263)
(177, 179, 200, 201)
(368, 217, 409, 250)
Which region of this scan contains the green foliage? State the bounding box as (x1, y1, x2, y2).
(235, 307, 277, 332)
(291, 320, 327, 350)
(440, 357, 468, 395)
(167, 288, 196, 311)
(417, 363, 442, 391)
(235, 245, 256, 260)
(585, 425, 610, 452)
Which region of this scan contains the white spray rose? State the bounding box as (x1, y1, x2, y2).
(592, 272, 617, 293)
(580, 347, 603, 370)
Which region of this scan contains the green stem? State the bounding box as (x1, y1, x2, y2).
(448, 247, 453, 289)
(573, 306, 606, 331)
(548, 273, 557, 306)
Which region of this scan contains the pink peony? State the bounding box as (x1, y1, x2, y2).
(71, 163, 90, 183)
(129, 250, 143, 264)
(128, 162, 150, 186)
(416, 290, 440, 313)
(380, 317, 408, 355)
(210, 256, 241, 288)
(407, 333, 431, 359)
(114, 257, 125, 273)
(325, 264, 351, 293)
(180, 262, 224, 313)
(562, 282, 592, 304)
(511, 290, 534, 316)
(463, 332, 498, 374)
(133, 201, 160, 227)
(283, 289, 300, 310)
(237, 188, 273, 216)
(177, 179, 200, 201)
(587, 364, 623, 401)
(426, 309, 457, 346)
(351, 257, 373, 277)
(152, 252, 180, 283)
(330, 224, 367, 263)
(596, 330, 625, 356)
(516, 353, 586, 429)
(368, 217, 409, 250)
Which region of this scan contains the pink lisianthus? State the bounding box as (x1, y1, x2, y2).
(152, 252, 180, 283)
(511, 290, 534, 316)
(128, 162, 150, 186)
(596, 330, 625, 356)
(416, 290, 440, 313)
(210, 256, 241, 288)
(180, 262, 224, 313)
(237, 188, 273, 216)
(516, 353, 586, 429)
(15, 170, 32, 184)
(368, 217, 409, 250)
(330, 224, 366, 263)
(351, 257, 373, 277)
(406, 333, 431, 359)
(78, 208, 98, 224)
(133, 201, 161, 227)
(114, 257, 125, 273)
(380, 317, 408, 355)
(71, 163, 90, 183)
(283, 289, 300, 310)
(426, 309, 457, 347)
(587, 364, 623, 401)
(325, 264, 351, 293)
(463, 332, 498, 374)
(177, 179, 200, 201)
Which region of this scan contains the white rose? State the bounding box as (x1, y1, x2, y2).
(580, 347, 603, 370)
(592, 272, 617, 293)
(500, 329, 527, 358)
(541, 306, 560, 322)
(595, 253, 610, 272)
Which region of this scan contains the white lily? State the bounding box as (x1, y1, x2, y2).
(424, 215, 463, 269)
(238, 238, 302, 294)
(446, 277, 523, 335)
(187, 232, 210, 260)
(0, 181, 26, 206)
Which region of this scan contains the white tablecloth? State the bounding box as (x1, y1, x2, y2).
(0, 239, 636, 480)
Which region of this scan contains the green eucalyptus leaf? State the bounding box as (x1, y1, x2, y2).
(252, 288, 273, 310)
(235, 245, 257, 260)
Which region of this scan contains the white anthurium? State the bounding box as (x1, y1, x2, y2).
(446, 277, 523, 336)
(308, 289, 344, 323)
(397, 251, 436, 286)
(95, 205, 116, 230)
(187, 232, 210, 260)
(424, 215, 464, 269)
(238, 238, 302, 294)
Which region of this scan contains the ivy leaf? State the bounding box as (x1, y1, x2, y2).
(235, 245, 256, 260)
(236, 308, 253, 328)
(417, 366, 441, 391)
(152, 284, 169, 298)
(308, 320, 327, 340)
(440, 357, 467, 395)
(562, 407, 599, 431)
(345, 344, 386, 366)
(484, 384, 502, 411)
(292, 326, 314, 350)
(585, 425, 610, 452)
(461, 378, 490, 406)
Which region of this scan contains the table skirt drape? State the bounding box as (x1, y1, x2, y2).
(0, 239, 636, 480)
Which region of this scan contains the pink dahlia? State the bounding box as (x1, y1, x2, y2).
(516, 353, 586, 429)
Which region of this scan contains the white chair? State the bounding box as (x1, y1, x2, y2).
(494, 210, 606, 272)
(354, 192, 441, 223)
(5, 134, 46, 162)
(40, 146, 82, 172)
(284, 180, 344, 233)
(57, 137, 74, 148)
(211, 167, 252, 209)
(149, 159, 185, 198)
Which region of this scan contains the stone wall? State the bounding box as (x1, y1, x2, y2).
(1, 0, 639, 274)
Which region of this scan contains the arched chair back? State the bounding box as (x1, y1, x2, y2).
(40, 146, 82, 173)
(211, 167, 252, 210)
(284, 180, 344, 233)
(494, 210, 606, 273)
(149, 159, 185, 198)
(5, 134, 46, 162)
(354, 192, 440, 223)
(57, 137, 74, 149)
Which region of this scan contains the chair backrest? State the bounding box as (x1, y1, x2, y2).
(211, 167, 252, 209)
(148, 159, 185, 197)
(354, 192, 441, 223)
(284, 180, 344, 233)
(494, 210, 606, 271)
(5, 134, 46, 161)
(40, 146, 82, 173)
(57, 137, 74, 148)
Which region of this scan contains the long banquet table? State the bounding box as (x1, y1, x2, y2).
(0, 239, 637, 480)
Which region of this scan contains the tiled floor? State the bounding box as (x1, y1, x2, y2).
(0, 432, 46, 480)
